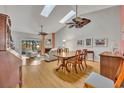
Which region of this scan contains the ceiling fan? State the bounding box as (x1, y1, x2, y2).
(38, 25, 48, 35)
(66, 5, 91, 28)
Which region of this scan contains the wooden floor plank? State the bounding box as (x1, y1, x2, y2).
(22, 60, 100, 88)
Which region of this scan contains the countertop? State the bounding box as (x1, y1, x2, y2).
(100, 51, 124, 59)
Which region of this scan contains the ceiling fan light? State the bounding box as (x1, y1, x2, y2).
(75, 17, 82, 21)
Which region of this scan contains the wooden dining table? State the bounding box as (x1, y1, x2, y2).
(54, 52, 76, 72)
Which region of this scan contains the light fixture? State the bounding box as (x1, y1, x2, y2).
(59, 10, 76, 24)
(63, 40, 66, 42)
(38, 25, 48, 35)
(40, 5, 56, 17)
(36, 45, 40, 48)
(62, 40, 66, 47)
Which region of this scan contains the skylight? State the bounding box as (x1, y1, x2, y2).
(41, 5, 56, 17)
(59, 10, 76, 24)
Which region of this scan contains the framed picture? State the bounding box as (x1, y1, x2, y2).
(77, 40, 84, 46)
(85, 38, 93, 47)
(94, 38, 108, 47)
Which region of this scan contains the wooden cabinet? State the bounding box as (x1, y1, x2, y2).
(0, 51, 22, 87)
(0, 13, 22, 87)
(0, 13, 14, 50)
(0, 14, 7, 50)
(100, 52, 123, 81)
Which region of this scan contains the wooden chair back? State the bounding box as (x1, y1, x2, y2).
(63, 48, 69, 53)
(75, 50, 81, 61)
(114, 61, 124, 88)
(81, 49, 88, 60)
(57, 48, 63, 53)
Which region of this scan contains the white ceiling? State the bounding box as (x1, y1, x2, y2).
(2, 5, 115, 34)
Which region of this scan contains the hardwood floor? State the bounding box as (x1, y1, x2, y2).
(22, 60, 100, 88)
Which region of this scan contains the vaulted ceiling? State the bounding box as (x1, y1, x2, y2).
(1, 5, 115, 34)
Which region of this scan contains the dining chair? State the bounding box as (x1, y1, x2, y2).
(66, 50, 83, 73)
(63, 48, 69, 53)
(57, 48, 63, 53)
(83, 61, 124, 88)
(57, 48, 63, 65)
(81, 49, 88, 68)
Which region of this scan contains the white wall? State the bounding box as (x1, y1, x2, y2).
(0, 6, 7, 14)
(55, 6, 120, 61)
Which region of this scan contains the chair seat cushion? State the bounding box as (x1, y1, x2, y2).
(84, 72, 114, 88)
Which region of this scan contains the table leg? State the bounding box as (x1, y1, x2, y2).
(56, 64, 63, 71)
(56, 58, 70, 72)
(93, 52, 94, 62)
(65, 61, 70, 72)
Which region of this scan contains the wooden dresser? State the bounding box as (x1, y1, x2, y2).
(0, 13, 22, 87)
(100, 52, 123, 81)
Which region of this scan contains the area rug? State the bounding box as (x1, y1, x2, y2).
(54, 65, 94, 83)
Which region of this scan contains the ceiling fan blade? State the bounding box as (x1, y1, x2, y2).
(69, 25, 75, 28)
(82, 18, 91, 22)
(77, 18, 91, 26)
(66, 22, 74, 25)
(72, 18, 76, 22)
(38, 32, 48, 35)
(83, 20, 91, 25)
(82, 18, 88, 20)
